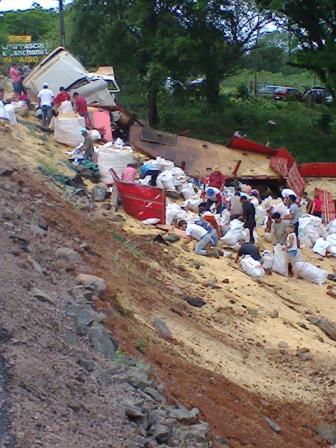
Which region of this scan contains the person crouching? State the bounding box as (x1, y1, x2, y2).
(177, 220, 218, 257)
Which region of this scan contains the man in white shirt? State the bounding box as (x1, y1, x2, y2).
(177, 220, 213, 256)
(37, 82, 54, 129)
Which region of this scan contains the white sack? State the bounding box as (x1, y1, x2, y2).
(313, 238, 330, 257)
(183, 197, 201, 213)
(327, 245, 336, 256)
(223, 187, 235, 199)
(299, 214, 322, 236)
(155, 172, 164, 189)
(90, 129, 102, 141)
(262, 251, 274, 269)
(114, 138, 124, 149)
(219, 209, 231, 234)
(166, 203, 182, 225)
(59, 100, 73, 113)
(181, 184, 196, 200)
(304, 226, 321, 247)
(142, 218, 160, 225)
(241, 255, 265, 278)
(273, 244, 288, 277)
(175, 210, 194, 224)
(256, 206, 266, 226)
(0, 103, 17, 125)
(295, 262, 328, 285)
(138, 176, 151, 186)
(221, 219, 243, 246)
(327, 219, 336, 235)
(97, 147, 136, 184)
(54, 116, 85, 146)
(171, 166, 186, 177)
(326, 234, 336, 246)
(160, 172, 175, 191)
(273, 203, 289, 218)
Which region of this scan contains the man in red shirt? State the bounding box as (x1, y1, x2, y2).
(54, 87, 71, 108)
(209, 165, 226, 191)
(73, 92, 91, 127)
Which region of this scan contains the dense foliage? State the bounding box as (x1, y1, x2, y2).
(68, 0, 271, 125)
(0, 4, 59, 47)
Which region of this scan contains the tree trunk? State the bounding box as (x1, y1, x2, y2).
(148, 85, 159, 128)
(204, 74, 220, 106)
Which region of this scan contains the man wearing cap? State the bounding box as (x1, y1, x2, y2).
(37, 83, 54, 129)
(209, 166, 226, 191)
(79, 128, 94, 160)
(202, 186, 224, 213)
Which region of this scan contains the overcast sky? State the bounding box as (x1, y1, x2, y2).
(0, 0, 64, 11)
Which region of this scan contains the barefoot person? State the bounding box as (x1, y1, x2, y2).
(285, 224, 298, 279)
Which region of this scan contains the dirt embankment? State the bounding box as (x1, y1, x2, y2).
(0, 119, 335, 447)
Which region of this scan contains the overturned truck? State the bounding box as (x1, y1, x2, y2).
(23, 47, 120, 106)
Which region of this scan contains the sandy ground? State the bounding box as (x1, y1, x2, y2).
(0, 114, 334, 447)
(122, 217, 336, 407)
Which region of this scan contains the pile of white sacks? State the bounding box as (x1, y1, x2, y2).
(119, 156, 332, 285)
(302, 215, 336, 258)
(138, 157, 189, 192)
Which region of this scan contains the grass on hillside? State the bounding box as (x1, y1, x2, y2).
(220, 68, 318, 93)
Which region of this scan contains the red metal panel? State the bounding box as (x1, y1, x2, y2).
(110, 169, 166, 224)
(274, 147, 295, 169)
(315, 188, 336, 223)
(299, 163, 336, 178)
(287, 163, 305, 197)
(89, 110, 112, 141)
(270, 157, 289, 177)
(228, 136, 277, 156)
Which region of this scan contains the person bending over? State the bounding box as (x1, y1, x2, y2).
(177, 220, 214, 257)
(235, 239, 261, 263)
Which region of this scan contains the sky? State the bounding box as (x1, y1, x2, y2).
(0, 1, 61, 11)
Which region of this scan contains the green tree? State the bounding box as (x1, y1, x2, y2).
(242, 31, 293, 73)
(0, 7, 58, 42)
(69, 0, 189, 127)
(175, 0, 272, 105)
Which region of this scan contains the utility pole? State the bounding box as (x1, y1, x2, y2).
(59, 0, 66, 48)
